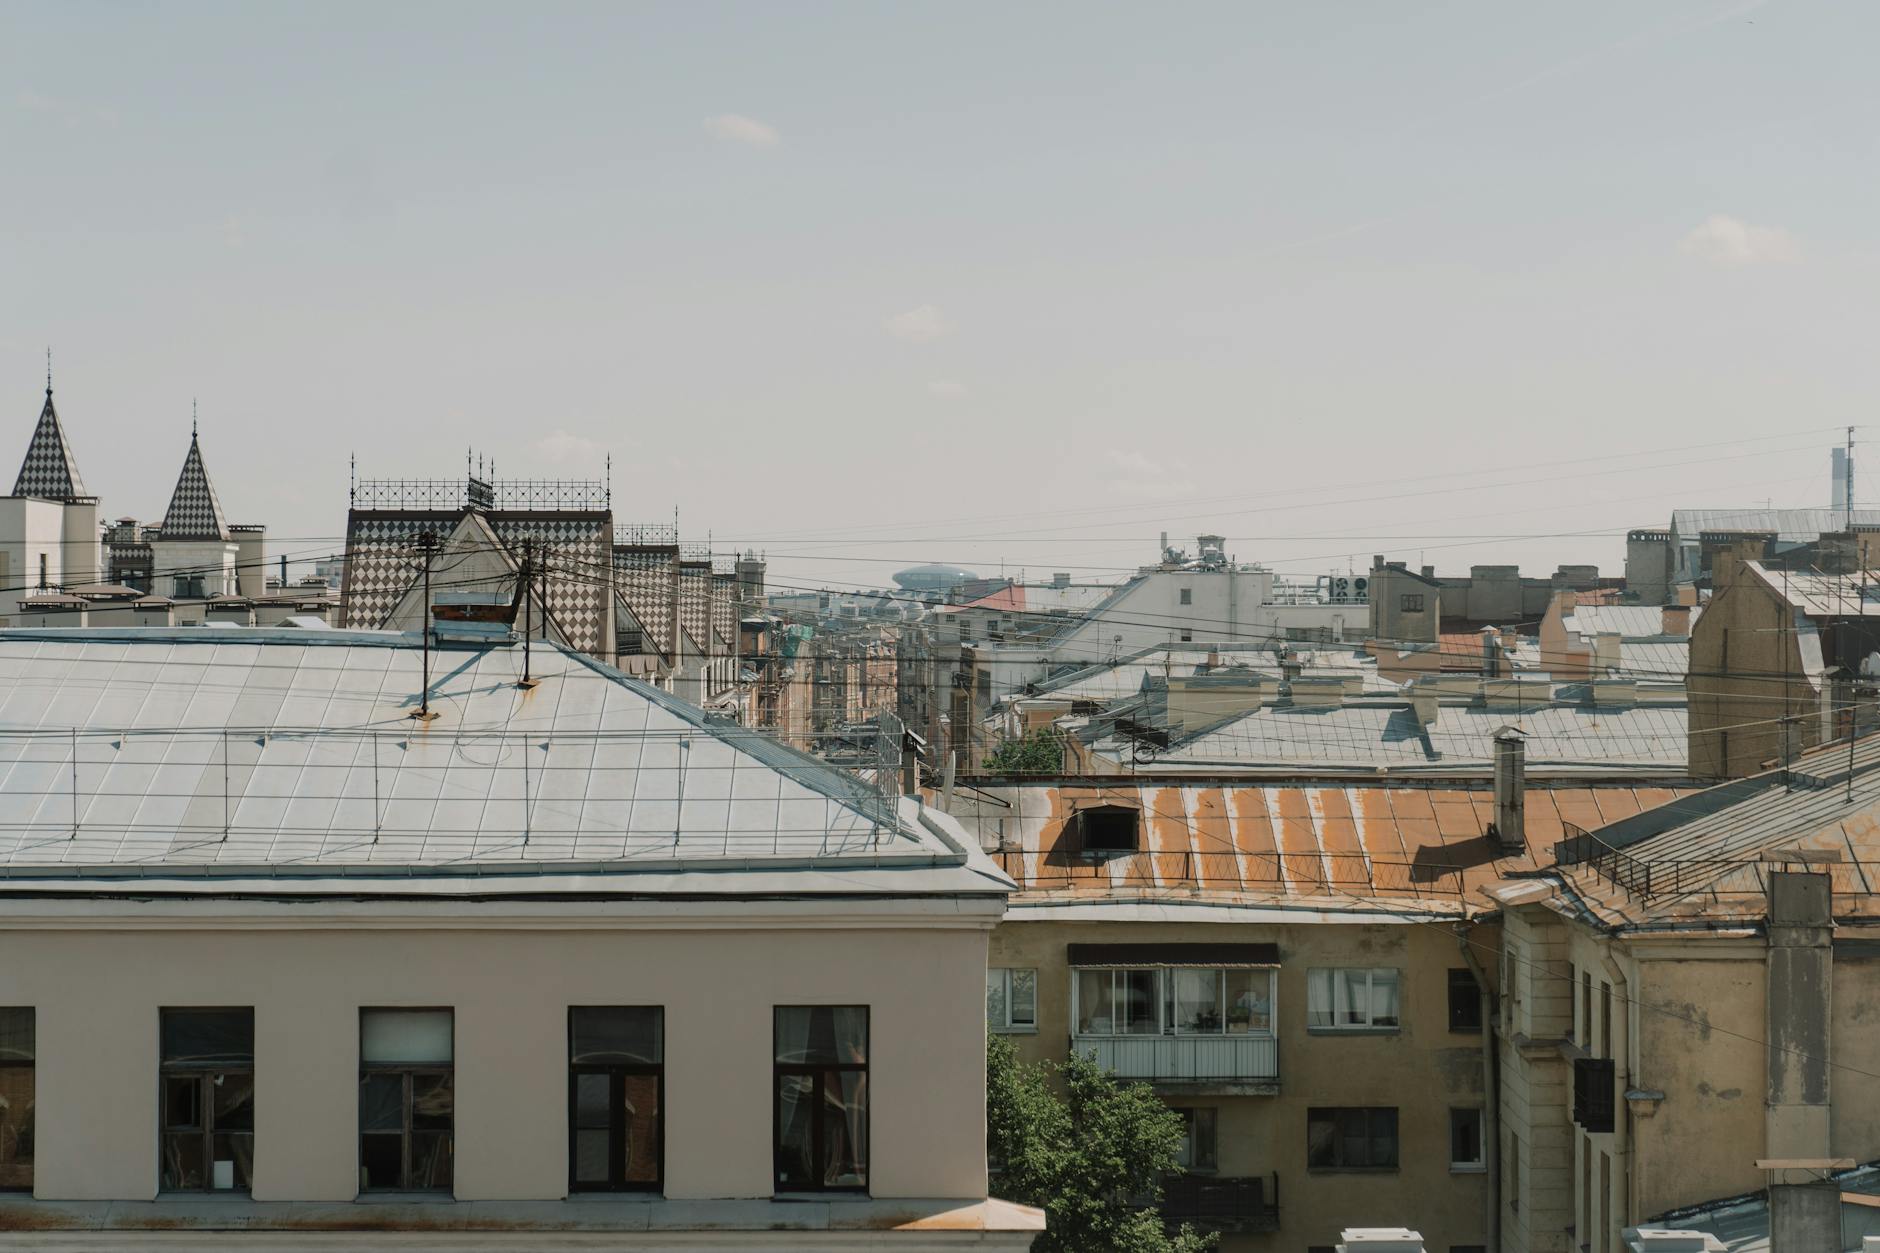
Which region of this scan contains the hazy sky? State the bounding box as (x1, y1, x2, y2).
(5, 1, 1877, 595)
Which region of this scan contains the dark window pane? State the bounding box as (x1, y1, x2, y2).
(574, 1129, 610, 1183)
(571, 1008, 662, 1065)
(776, 1074, 816, 1187)
(161, 1132, 204, 1190)
(1371, 1109, 1399, 1168)
(823, 1069, 867, 1188)
(359, 1073, 403, 1132)
(775, 1007, 867, 1065)
(411, 1131, 453, 1189)
(210, 1132, 254, 1190)
(213, 1074, 255, 1133)
(1306, 1112, 1335, 1168)
(0, 1064, 32, 1188)
(622, 1073, 660, 1185)
(0, 1009, 31, 1062)
(161, 1010, 254, 1069)
(359, 1133, 401, 1190)
(574, 1073, 610, 1128)
(163, 1077, 202, 1131)
(411, 1074, 453, 1132)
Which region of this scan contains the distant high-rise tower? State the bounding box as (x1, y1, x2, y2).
(1833, 446, 1855, 512)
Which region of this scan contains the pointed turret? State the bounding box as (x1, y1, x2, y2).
(158, 421, 231, 541)
(12, 380, 89, 501)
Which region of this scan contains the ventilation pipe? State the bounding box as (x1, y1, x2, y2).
(1492, 729, 1526, 853)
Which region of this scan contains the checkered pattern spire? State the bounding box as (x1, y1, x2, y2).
(157, 428, 231, 541)
(12, 386, 88, 501)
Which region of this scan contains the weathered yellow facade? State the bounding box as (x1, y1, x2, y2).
(991, 915, 1499, 1251)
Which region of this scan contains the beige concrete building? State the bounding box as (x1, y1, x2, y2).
(0, 627, 1038, 1249)
(947, 772, 1696, 1252)
(1687, 556, 1880, 779)
(1487, 734, 1880, 1253)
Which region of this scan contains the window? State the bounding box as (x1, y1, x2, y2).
(1306, 968, 1400, 1030)
(1178, 629, 1193, 642)
(160, 1009, 254, 1192)
(0, 1009, 31, 1191)
(1307, 1107, 1398, 1170)
(774, 1007, 867, 1192)
(173, 575, 205, 599)
(1507, 1132, 1521, 1211)
(1077, 805, 1140, 853)
(1400, 593, 1424, 613)
(1600, 982, 1612, 1058)
(1449, 1107, 1484, 1171)
(569, 1007, 662, 1192)
(35, 554, 47, 590)
(1179, 588, 1193, 606)
(1073, 968, 1275, 1037)
(1174, 1108, 1217, 1172)
(618, 626, 645, 656)
(359, 1009, 453, 1192)
(1581, 970, 1592, 1046)
(1572, 1057, 1616, 1133)
(1448, 968, 1483, 1033)
(986, 969, 1037, 1032)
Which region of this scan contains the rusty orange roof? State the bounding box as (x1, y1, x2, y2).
(945, 781, 1699, 919)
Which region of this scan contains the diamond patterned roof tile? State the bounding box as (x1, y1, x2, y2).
(158, 430, 231, 541)
(12, 388, 89, 501)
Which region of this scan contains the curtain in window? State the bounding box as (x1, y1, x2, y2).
(1336, 970, 1365, 1026)
(1172, 970, 1221, 1034)
(1369, 971, 1400, 1028)
(822, 1071, 867, 1188)
(1008, 970, 1036, 1025)
(1306, 970, 1333, 1028)
(1120, 970, 1158, 1034)
(775, 1008, 867, 1065)
(1075, 970, 1114, 1034)
(1224, 970, 1270, 1033)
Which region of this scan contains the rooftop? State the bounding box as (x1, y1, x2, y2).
(0, 628, 1005, 898)
(945, 780, 1697, 919)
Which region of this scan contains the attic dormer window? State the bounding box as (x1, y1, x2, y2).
(1075, 804, 1140, 854)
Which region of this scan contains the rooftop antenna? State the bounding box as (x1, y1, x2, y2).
(349, 452, 357, 506)
(605, 452, 612, 506)
(45, 347, 51, 395)
(410, 530, 443, 722)
(1847, 426, 1856, 531)
(192, 399, 198, 438)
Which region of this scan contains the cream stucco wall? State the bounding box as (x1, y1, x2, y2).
(0, 910, 993, 1204)
(991, 915, 1494, 1252)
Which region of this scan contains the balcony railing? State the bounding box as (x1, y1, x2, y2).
(1071, 1034, 1278, 1085)
(1158, 1173, 1280, 1233)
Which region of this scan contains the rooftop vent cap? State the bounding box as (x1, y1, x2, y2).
(1337, 1230, 1425, 1253)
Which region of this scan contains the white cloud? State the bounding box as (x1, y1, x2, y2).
(533, 430, 604, 465)
(885, 305, 950, 344)
(703, 113, 780, 146)
(928, 380, 968, 399)
(1679, 214, 1800, 267)
(1101, 447, 1192, 498)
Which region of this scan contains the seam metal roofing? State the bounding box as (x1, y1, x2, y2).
(0, 628, 1001, 896)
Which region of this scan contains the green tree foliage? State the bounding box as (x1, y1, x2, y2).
(982, 726, 1066, 776)
(987, 1034, 1218, 1253)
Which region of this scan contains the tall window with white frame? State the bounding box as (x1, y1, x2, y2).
(774, 1007, 868, 1193)
(359, 1009, 453, 1192)
(986, 968, 1037, 1032)
(1306, 968, 1400, 1031)
(0, 1008, 31, 1191)
(159, 1009, 255, 1192)
(569, 1007, 663, 1192)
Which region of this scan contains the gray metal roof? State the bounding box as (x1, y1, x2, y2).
(1745, 561, 1880, 618)
(0, 628, 996, 892)
(1096, 700, 1688, 777)
(1563, 604, 1700, 640)
(1671, 507, 1880, 543)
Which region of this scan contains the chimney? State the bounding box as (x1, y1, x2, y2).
(1677, 583, 1699, 607)
(1592, 631, 1622, 675)
(1661, 604, 1692, 637)
(1834, 446, 1853, 511)
(1409, 680, 1440, 728)
(1492, 729, 1526, 853)
(1288, 675, 1347, 708)
(1480, 625, 1501, 678)
(1052, 572, 1070, 588)
(1555, 588, 1579, 615)
(1420, 565, 1435, 580)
